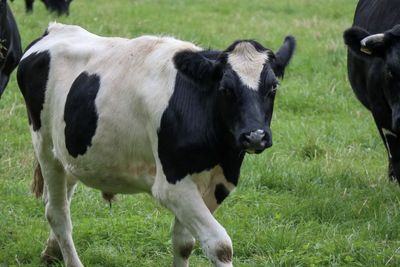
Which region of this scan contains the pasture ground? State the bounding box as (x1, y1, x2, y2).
(1, 0, 400, 266)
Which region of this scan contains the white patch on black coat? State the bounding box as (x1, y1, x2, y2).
(227, 42, 269, 90)
(382, 128, 397, 158)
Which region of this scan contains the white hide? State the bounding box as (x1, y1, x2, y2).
(227, 42, 269, 90)
(27, 23, 235, 267)
(28, 22, 200, 194)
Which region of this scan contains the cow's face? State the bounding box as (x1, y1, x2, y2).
(344, 25, 400, 132)
(173, 36, 295, 153)
(41, 0, 72, 15)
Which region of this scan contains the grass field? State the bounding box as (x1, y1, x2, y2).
(1, 0, 400, 266)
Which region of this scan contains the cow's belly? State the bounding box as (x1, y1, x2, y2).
(67, 160, 156, 194)
(52, 118, 157, 194)
(45, 78, 160, 194)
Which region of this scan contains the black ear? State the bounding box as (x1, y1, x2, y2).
(273, 35, 296, 78)
(343, 26, 387, 57)
(173, 50, 222, 83)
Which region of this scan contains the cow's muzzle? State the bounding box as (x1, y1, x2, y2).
(240, 129, 272, 154)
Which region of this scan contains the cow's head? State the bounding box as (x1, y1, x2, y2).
(173, 36, 296, 153)
(41, 0, 72, 16)
(344, 25, 400, 132)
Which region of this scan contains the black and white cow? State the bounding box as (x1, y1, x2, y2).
(24, 0, 72, 15)
(0, 0, 22, 97)
(18, 23, 295, 267)
(344, 0, 400, 183)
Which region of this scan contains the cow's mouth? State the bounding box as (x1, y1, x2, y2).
(245, 148, 265, 154)
(242, 139, 269, 154)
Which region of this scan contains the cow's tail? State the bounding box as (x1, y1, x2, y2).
(32, 162, 44, 198)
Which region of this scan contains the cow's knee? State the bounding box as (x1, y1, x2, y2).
(45, 201, 71, 231)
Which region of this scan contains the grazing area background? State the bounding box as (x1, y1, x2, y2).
(1, 0, 400, 266)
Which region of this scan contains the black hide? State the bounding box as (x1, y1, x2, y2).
(17, 51, 50, 130)
(344, 0, 400, 182)
(0, 0, 22, 97)
(25, 0, 72, 15)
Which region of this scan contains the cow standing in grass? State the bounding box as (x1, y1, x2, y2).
(23, 0, 72, 15)
(344, 0, 400, 183)
(0, 0, 22, 97)
(17, 23, 295, 267)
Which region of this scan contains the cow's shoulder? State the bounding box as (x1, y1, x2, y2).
(17, 50, 51, 131)
(22, 23, 103, 62)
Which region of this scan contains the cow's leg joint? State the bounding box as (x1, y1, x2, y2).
(172, 218, 195, 267)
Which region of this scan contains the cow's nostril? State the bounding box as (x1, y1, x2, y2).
(241, 130, 269, 153)
(244, 130, 265, 143)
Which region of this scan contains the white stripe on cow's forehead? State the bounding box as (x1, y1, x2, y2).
(227, 42, 269, 90)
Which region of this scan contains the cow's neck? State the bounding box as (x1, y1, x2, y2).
(157, 69, 244, 185)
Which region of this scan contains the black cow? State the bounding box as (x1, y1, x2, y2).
(24, 0, 72, 15)
(0, 0, 22, 97)
(344, 0, 400, 182)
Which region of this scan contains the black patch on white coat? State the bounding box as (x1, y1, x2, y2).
(214, 183, 230, 204)
(17, 51, 51, 131)
(64, 72, 100, 158)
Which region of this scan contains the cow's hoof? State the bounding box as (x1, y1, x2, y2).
(388, 174, 400, 183)
(40, 245, 63, 265)
(388, 162, 400, 184)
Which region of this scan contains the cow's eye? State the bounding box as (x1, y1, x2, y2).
(265, 85, 278, 99)
(221, 87, 234, 99)
(267, 89, 276, 98)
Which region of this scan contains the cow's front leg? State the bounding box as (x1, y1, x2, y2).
(379, 127, 400, 183)
(153, 176, 233, 267)
(172, 218, 195, 267)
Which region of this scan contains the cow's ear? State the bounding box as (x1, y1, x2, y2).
(173, 50, 223, 83)
(344, 26, 387, 57)
(272, 35, 296, 78)
(385, 24, 400, 42)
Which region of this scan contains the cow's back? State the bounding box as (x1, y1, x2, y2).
(347, 0, 400, 109)
(18, 23, 200, 193)
(353, 0, 400, 33)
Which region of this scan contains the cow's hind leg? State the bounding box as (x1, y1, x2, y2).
(41, 162, 83, 267)
(41, 175, 79, 264)
(172, 218, 195, 267)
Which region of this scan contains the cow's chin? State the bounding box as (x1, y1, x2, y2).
(245, 148, 265, 154)
(241, 140, 269, 154)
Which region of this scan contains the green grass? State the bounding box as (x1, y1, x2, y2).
(1, 0, 400, 266)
